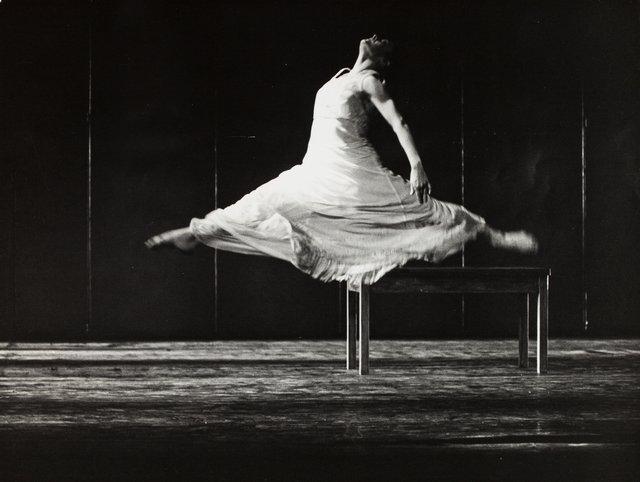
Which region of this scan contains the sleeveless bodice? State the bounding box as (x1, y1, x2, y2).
(312, 68, 372, 125)
(306, 68, 378, 157)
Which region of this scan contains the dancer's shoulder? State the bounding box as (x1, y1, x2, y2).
(359, 70, 386, 94)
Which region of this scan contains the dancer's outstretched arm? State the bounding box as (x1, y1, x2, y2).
(362, 75, 431, 203)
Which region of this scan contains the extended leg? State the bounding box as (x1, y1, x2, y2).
(479, 225, 539, 254)
(346, 285, 357, 370)
(537, 275, 549, 374)
(359, 281, 370, 375)
(145, 227, 198, 253)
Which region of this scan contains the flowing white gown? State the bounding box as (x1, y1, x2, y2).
(189, 67, 486, 289)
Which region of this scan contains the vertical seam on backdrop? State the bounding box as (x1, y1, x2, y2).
(460, 69, 466, 330)
(581, 84, 588, 331)
(86, 0, 93, 336)
(213, 87, 219, 335)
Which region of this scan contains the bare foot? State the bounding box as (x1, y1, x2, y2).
(488, 229, 539, 254)
(145, 228, 198, 253)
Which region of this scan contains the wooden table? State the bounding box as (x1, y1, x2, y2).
(346, 267, 550, 375)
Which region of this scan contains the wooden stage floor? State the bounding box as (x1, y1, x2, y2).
(0, 340, 638, 481)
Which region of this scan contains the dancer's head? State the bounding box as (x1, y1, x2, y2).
(358, 34, 393, 71)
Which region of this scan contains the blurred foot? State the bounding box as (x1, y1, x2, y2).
(488, 230, 539, 254)
(145, 228, 198, 253)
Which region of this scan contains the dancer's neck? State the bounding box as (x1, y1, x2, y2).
(351, 55, 377, 75)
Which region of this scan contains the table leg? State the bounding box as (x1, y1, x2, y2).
(537, 275, 549, 374)
(359, 281, 370, 375)
(519, 293, 530, 368)
(346, 285, 357, 370)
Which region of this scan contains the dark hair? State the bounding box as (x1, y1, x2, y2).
(368, 38, 393, 75)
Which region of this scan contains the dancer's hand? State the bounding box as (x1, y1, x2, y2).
(409, 165, 431, 204)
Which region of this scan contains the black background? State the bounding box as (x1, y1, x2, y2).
(1, 0, 638, 340)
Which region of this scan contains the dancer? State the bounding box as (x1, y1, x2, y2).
(146, 35, 537, 289)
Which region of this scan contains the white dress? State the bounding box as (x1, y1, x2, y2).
(189, 67, 486, 290)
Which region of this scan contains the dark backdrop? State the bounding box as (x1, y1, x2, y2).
(1, 0, 638, 340)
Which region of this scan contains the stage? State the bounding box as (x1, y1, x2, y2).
(1, 340, 638, 480)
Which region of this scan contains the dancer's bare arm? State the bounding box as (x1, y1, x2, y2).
(363, 75, 431, 203)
